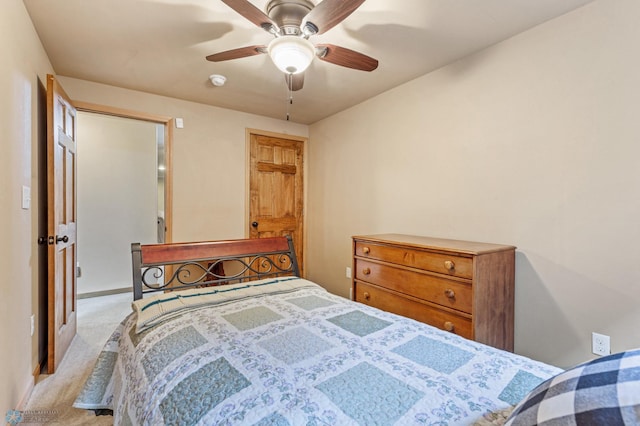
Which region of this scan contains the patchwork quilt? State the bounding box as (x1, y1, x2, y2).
(74, 277, 561, 425)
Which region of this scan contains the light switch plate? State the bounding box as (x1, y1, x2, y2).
(22, 186, 31, 210)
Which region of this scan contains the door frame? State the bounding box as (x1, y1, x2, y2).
(245, 128, 307, 271)
(72, 101, 174, 243)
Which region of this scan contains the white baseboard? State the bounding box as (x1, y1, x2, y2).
(78, 287, 131, 299)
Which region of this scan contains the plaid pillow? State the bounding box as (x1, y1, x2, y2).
(505, 348, 640, 425)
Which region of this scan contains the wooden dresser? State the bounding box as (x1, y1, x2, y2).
(352, 234, 515, 351)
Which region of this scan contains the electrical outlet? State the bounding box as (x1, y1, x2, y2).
(30, 315, 35, 337)
(345, 267, 352, 279)
(592, 332, 610, 356)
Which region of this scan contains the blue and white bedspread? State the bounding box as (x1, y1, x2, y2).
(74, 277, 561, 425)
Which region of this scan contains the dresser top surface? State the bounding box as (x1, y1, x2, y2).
(352, 234, 516, 255)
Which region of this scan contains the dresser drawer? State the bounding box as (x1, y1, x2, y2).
(354, 241, 473, 279)
(354, 282, 473, 340)
(354, 259, 472, 314)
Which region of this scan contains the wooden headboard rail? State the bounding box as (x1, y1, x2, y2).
(131, 236, 300, 300)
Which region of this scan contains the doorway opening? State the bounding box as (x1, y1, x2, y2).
(36, 98, 173, 373)
(76, 111, 168, 297)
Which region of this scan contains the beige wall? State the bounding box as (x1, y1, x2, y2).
(307, 0, 640, 368)
(57, 77, 308, 244)
(0, 0, 54, 414)
(76, 113, 159, 294)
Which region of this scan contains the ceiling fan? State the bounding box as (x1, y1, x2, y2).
(206, 0, 378, 91)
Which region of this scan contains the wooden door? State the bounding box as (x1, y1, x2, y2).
(249, 132, 305, 275)
(46, 75, 77, 373)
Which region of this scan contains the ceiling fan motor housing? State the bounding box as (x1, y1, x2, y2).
(266, 0, 314, 35)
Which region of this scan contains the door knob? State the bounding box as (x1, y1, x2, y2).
(251, 221, 258, 228)
(56, 235, 69, 244)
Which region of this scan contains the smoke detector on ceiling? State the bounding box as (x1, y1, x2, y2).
(209, 74, 226, 87)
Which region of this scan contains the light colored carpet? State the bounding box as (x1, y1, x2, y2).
(24, 292, 132, 425)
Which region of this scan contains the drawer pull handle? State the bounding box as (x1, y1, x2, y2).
(444, 321, 455, 332)
(444, 260, 455, 271)
(444, 289, 455, 299)
(362, 246, 370, 254)
(362, 267, 371, 275)
(363, 292, 370, 301)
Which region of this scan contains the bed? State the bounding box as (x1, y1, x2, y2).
(73, 236, 638, 425)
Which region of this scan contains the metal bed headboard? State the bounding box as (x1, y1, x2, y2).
(131, 236, 300, 300)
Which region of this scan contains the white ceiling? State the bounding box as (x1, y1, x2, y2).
(23, 0, 595, 124)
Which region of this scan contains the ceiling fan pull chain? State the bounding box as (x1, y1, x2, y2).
(286, 72, 294, 121)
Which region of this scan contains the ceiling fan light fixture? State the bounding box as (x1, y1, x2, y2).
(268, 36, 315, 74)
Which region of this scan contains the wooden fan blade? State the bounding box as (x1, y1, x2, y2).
(221, 0, 278, 32)
(316, 44, 378, 71)
(285, 73, 304, 91)
(206, 45, 266, 62)
(302, 0, 366, 35)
